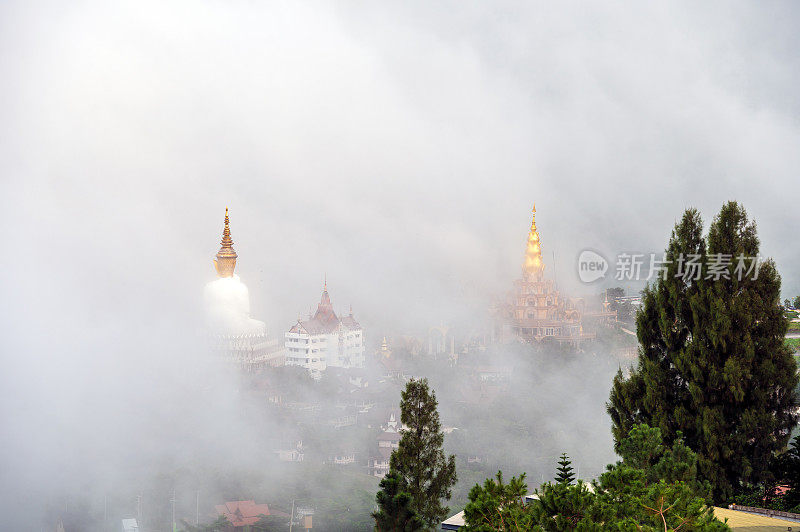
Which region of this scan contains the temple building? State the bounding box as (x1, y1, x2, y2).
(203, 208, 284, 369)
(494, 204, 591, 343)
(285, 281, 365, 376)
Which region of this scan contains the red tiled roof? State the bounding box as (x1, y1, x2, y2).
(215, 500, 272, 527)
(288, 287, 361, 335)
(340, 315, 361, 330)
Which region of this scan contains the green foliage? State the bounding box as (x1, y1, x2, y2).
(617, 425, 701, 487)
(607, 202, 800, 502)
(463, 424, 728, 531)
(785, 338, 800, 352)
(793, 295, 800, 309)
(252, 514, 289, 531)
(180, 515, 230, 532)
(373, 472, 426, 532)
(462, 471, 534, 531)
(388, 378, 458, 528)
(734, 434, 800, 513)
(607, 287, 625, 300)
(530, 481, 601, 531)
(555, 454, 575, 485)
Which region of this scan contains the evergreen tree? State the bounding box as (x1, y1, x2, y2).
(463, 425, 727, 531)
(554, 453, 575, 485)
(373, 472, 425, 532)
(462, 471, 534, 531)
(794, 295, 800, 309)
(608, 202, 800, 501)
(389, 378, 457, 528)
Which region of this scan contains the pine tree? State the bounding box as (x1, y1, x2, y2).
(608, 202, 800, 502)
(555, 453, 575, 485)
(463, 425, 728, 531)
(462, 471, 533, 531)
(388, 378, 457, 528)
(373, 472, 425, 532)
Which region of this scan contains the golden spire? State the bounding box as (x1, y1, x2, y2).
(214, 207, 238, 278)
(523, 203, 545, 279)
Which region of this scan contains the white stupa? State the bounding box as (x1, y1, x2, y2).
(204, 275, 266, 336)
(203, 209, 284, 369)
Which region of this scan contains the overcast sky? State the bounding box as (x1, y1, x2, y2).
(1, 2, 799, 525)
(2, 1, 799, 336)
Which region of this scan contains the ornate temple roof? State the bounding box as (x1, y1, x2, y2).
(289, 281, 361, 335)
(214, 207, 238, 278)
(522, 203, 545, 279)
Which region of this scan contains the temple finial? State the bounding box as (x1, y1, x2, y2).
(522, 203, 544, 279)
(324, 273, 327, 291)
(214, 207, 237, 278)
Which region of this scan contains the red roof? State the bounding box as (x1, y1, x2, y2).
(288, 286, 362, 335)
(215, 500, 272, 527)
(340, 315, 361, 329)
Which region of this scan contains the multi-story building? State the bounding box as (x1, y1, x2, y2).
(285, 282, 365, 375)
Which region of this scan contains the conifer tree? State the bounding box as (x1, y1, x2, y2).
(373, 472, 425, 532)
(389, 378, 457, 528)
(554, 453, 575, 485)
(608, 202, 799, 502)
(462, 471, 534, 531)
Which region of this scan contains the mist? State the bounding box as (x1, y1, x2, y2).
(1, 1, 799, 530)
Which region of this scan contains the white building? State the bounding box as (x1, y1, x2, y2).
(285, 282, 365, 375)
(370, 410, 403, 478)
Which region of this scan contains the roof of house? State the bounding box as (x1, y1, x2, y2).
(288, 286, 362, 335)
(713, 506, 800, 530)
(441, 510, 465, 530)
(215, 500, 272, 527)
(340, 314, 361, 330)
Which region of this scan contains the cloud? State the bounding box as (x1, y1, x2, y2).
(0, 1, 798, 527)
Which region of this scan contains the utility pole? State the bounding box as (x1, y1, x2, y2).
(136, 495, 142, 528)
(289, 499, 296, 532)
(196, 490, 200, 525)
(171, 489, 176, 532)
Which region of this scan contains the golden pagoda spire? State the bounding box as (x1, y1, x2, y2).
(214, 207, 238, 278)
(523, 203, 545, 280)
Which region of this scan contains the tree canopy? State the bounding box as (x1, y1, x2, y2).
(373, 471, 426, 532)
(608, 202, 799, 501)
(463, 424, 728, 531)
(386, 378, 457, 528)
